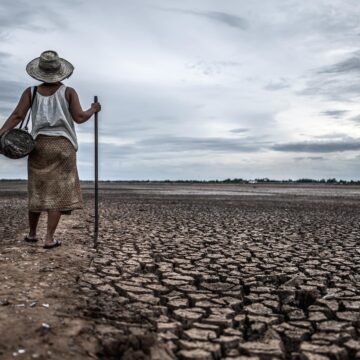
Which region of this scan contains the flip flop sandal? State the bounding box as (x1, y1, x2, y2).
(24, 235, 39, 243)
(43, 239, 62, 249)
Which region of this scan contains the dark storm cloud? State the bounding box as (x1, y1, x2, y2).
(300, 51, 360, 101)
(138, 135, 263, 153)
(0, 51, 11, 59)
(273, 139, 360, 153)
(294, 156, 325, 161)
(229, 128, 249, 134)
(319, 53, 360, 74)
(198, 11, 248, 29)
(300, 78, 360, 101)
(349, 114, 360, 123)
(321, 110, 348, 119)
(263, 79, 290, 91)
(160, 8, 248, 30)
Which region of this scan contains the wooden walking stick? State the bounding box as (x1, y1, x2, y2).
(94, 96, 99, 248)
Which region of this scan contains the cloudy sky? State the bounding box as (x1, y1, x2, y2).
(1, 0, 360, 180)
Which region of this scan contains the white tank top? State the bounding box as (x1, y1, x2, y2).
(30, 85, 78, 151)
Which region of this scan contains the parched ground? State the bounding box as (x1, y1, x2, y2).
(1, 182, 360, 359)
(0, 190, 99, 360)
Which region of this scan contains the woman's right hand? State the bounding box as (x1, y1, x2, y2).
(91, 102, 101, 113)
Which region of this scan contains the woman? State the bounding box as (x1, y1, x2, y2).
(0, 50, 101, 248)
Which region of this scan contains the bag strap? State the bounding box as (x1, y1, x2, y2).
(19, 86, 38, 130)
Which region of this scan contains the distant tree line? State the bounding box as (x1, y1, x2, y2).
(97, 178, 360, 184)
(2, 178, 360, 184)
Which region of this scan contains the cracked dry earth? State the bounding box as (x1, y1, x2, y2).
(0, 191, 99, 360)
(1, 184, 360, 360)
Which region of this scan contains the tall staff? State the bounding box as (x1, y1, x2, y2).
(94, 95, 99, 248)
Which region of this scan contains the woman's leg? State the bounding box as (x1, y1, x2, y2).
(45, 210, 62, 244)
(29, 211, 41, 238)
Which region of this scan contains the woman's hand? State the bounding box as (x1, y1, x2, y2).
(91, 102, 101, 113)
(67, 88, 101, 124)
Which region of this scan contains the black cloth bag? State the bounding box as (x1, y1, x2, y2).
(0, 87, 37, 159)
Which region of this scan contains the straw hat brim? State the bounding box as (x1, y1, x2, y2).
(26, 57, 74, 83)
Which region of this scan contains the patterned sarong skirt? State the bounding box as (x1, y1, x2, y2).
(27, 135, 83, 214)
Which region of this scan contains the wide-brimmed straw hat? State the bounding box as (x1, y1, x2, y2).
(26, 50, 74, 83)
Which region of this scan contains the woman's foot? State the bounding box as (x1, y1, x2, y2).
(43, 239, 61, 249)
(24, 235, 38, 243)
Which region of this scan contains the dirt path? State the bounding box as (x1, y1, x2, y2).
(0, 199, 99, 360)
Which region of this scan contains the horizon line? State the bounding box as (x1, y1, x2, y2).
(1, 178, 360, 182)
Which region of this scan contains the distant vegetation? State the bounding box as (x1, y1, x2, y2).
(1, 178, 360, 184)
(220, 178, 360, 185)
(140, 178, 360, 184)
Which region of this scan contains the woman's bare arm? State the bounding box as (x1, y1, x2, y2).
(0, 88, 32, 137)
(67, 87, 101, 124)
